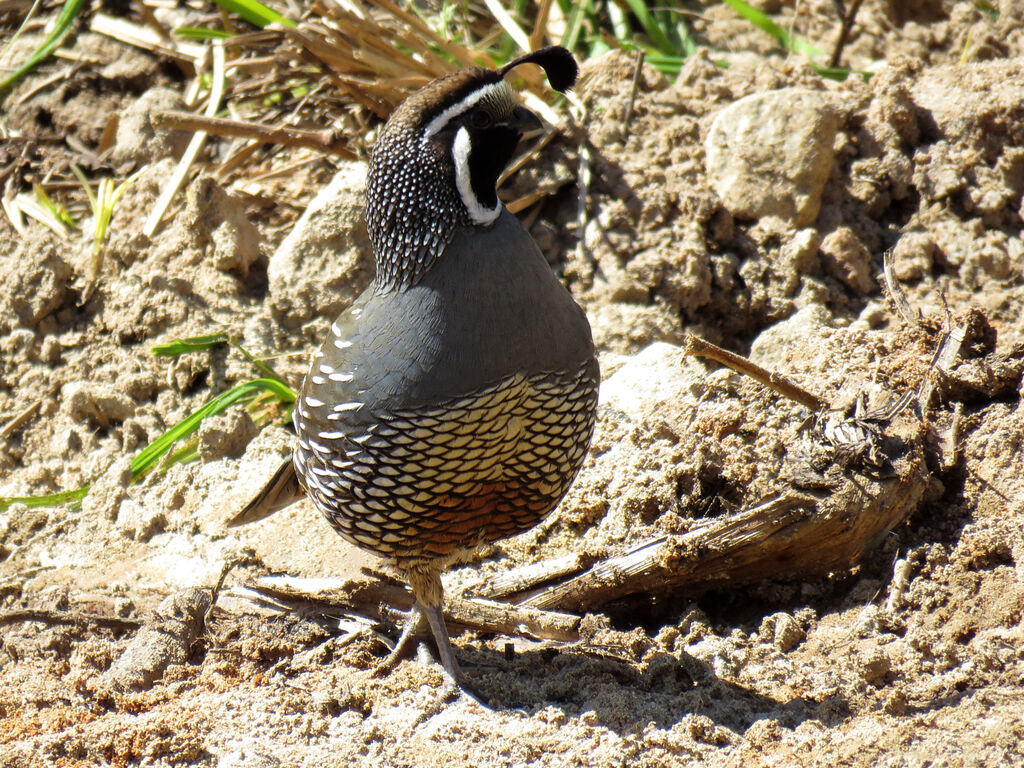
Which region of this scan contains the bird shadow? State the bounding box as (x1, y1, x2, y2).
(453, 642, 844, 737)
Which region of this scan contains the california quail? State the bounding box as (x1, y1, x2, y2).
(240, 47, 598, 688)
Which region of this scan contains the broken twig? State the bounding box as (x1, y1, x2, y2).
(685, 334, 825, 411)
(143, 41, 225, 238)
(0, 608, 141, 630)
(623, 50, 645, 140)
(882, 248, 923, 330)
(153, 111, 355, 157)
(829, 0, 864, 68)
(245, 575, 582, 642)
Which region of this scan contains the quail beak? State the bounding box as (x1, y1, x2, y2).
(508, 105, 543, 138)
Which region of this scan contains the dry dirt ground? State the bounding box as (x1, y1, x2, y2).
(2, 2, 1024, 766)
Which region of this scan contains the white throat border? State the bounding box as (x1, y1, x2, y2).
(452, 126, 501, 225)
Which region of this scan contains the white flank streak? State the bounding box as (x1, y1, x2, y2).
(453, 127, 501, 225)
(304, 396, 326, 407)
(319, 363, 335, 374)
(334, 338, 353, 350)
(331, 322, 341, 336)
(423, 81, 507, 139)
(333, 401, 363, 412)
(329, 372, 354, 383)
(319, 431, 347, 439)
(311, 375, 326, 385)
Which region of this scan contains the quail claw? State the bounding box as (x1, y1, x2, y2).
(372, 599, 492, 708)
(372, 606, 426, 677)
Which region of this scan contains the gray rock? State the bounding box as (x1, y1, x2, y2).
(81, 455, 134, 523)
(267, 162, 374, 329)
(705, 89, 839, 227)
(185, 175, 263, 278)
(890, 231, 935, 281)
(860, 648, 892, 685)
(911, 59, 1024, 141)
(0, 241, 72, 331)
(116, 497, 167, 542)
(759, 612, 805, 652)
(599, 341, 704, 422)
(820, 227, 876, 294)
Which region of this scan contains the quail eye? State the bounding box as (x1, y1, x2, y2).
(466, 109, 492, 130)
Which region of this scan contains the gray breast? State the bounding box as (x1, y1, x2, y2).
(320, 209, 594, 411)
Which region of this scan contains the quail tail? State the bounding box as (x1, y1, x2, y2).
(229, 458, 304, 526)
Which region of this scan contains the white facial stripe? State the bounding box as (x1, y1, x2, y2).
(453, 126, 501, 225)
(422, 81, 508, 140)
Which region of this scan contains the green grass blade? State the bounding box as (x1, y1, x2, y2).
(559, 0, 594, 52)
(722, 0, 825, 59)
(232, 341, 288, 384)
(70, 165, 98, 216)
(0, 487, 89, 513)
(211, 0, 296, 29)
(130, 378, 296, 477)
(0, 378, 296, 513)
(161, 441, 200, 470)
(0, 0, 89, 93)
(811, 63, 871, 82)
(618, 0, 679, 56)
(175, 27, 233, 40)
(152, 333, 230, 357)
(33, 184, 76, 228)
(640, 53, 687, 75)
(675, 18, 698, 59)
(151, 333, 287, 384)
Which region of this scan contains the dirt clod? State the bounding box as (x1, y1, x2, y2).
(100, 588, 212, 692)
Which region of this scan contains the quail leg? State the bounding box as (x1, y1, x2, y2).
(397, 565, 489, 705)
(418, 596, 464, 684)
(374, 591, 476, 688)
(402, 565, 462, 680)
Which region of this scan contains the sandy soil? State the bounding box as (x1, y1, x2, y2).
(2, 2, 1023, 766)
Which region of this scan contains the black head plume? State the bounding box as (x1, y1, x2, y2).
(500, 46, 578, 93)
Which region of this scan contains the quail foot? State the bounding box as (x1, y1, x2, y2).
(239, 47, 599, 694)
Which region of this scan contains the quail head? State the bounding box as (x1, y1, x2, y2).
(241, 47, 598, 691)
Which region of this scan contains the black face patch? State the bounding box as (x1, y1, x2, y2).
(467, 125, 521, 211)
